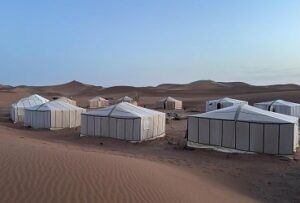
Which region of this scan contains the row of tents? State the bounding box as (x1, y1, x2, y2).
(89, 96, 182, 110)
(9, 94, 300, 155)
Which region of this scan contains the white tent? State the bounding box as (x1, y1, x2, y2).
(56, 97, 77, 106)
(24, 100, 86, 130)
(206, 97, 248, 112)
(254, 100, 300, 118)
(114, 96, 137, 105)
(89, 96, 109, 108)
(81, 102, 165, 142)
(188, 104, 299, 155)
(157, 97, 182, 110)
(10, 94, 49, 123)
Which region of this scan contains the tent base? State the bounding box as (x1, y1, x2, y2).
(187, 141, 254, 154)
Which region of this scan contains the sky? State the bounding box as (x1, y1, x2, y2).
(0, 0, 300, 87)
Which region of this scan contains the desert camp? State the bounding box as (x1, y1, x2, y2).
(2, 1, 300, 202)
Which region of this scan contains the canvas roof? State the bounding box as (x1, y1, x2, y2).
(25, 100, 83, 111)
(191, 104, 298, 124)
(83, 102, 164, 118)
(12, 94, 49, 108)
(255, 100, 300, 107)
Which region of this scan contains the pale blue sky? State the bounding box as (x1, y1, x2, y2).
(0, 0, 300, 86)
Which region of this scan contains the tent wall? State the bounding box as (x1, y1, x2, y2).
(188, 117, 297, 155)
(10, 106, 25, 122)
(24, 109, 85, 129)
(157, 100, 182, 110)
(81, 113, 165, 141)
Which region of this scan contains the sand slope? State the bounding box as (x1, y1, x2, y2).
(0, 125, 255, 203)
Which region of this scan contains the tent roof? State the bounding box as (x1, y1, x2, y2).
(159, 97, 180, 102)
(12, 94, 49, 108)
(208, 97, 246, 104)
(255, 100, 300, 107)
(83, 102, 164, 118)
(191, 104, 298, 124)
(89, 96, 108, 101)
(25, 100, 84, 111)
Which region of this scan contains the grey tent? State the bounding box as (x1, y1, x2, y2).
(81, 102, 165, 142)
(24, 100, 86, 130)
(254, 100, 300, 118)
(206, 97, 248, 112)
(188, 104, 299, 155)
(157, 97, 182, 110)
(10, 94, 49, 123)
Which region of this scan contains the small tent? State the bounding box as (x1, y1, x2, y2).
(10, 94, 49, 123)
(81, 102, 165, 141)
(56, 97, 77, 106)
(114, 96, 137, 105)
(157, 97, 182, 110)
(254, 100, 300, 118)
(89, 96, 109, 108)
(188, 104, 298, 155)
(24, 100, 86, 130)
(206, 97, 248, 112)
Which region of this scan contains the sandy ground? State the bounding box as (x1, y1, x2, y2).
(1, 80, 300, 202)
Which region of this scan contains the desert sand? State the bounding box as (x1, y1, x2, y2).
(1, 80, 300, 202)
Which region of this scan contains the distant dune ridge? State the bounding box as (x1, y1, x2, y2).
(1, 80, 300, 110)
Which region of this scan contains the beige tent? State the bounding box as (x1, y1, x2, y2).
(24, 100, 86, 130)
(10, 94, 49, 123)
(56, 97, 77, 106)
(89, 96, 109, 108)
(206, 97, 248, 112)
(157, 97, 182, 110)
(114, 96, 137, 106)
(188, 104, 299, 155)
(81, 102, 165, 142)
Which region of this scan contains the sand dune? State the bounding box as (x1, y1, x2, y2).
(0, 126, 255, 203)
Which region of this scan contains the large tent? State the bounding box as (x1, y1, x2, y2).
(157, 97, 182, 110)
(188, 104, 299, 155)
(10, 94, 49, 123)
(114, 96, 137, 105)
(89, 96, 109, 108)
(206, 97, 248, 112)
(254, 100, 300, 118)
(56, 97, 77, 106)
(24, 100, 86, 130)
(81, 102, 165, 141)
